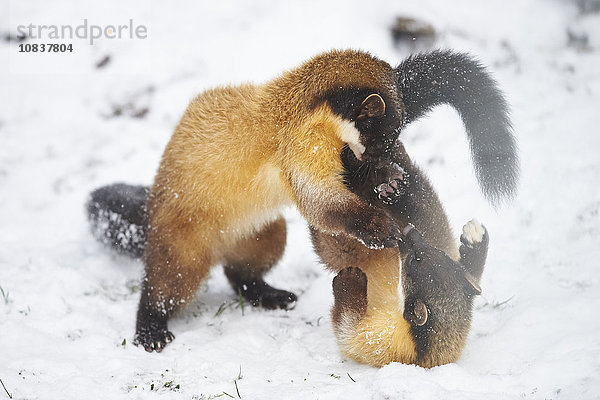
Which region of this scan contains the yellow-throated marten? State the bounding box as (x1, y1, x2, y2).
(315, 142, 490, 367)
(87, 50, 517, 354)
(329, 219, 488, 368)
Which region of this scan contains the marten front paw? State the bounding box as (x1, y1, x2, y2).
(375, 165, 409, 205)
(332, 267, 368, 312)
(347, 210, 402, 249)
(134, 326, 175, 353)
(242, 283, 298, 310)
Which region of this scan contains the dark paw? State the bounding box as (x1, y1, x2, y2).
(332, 267, 368, 312)
(459, 219, 488, 250)
(375, 167, 409, 205)
(459, 219, 489, 278)
(256, 287, 297, 310)
(242, 282, 297, 310)
(348, 210, 402, 249)
(134, 327, 175, 353)
(333, 266, 367, 292)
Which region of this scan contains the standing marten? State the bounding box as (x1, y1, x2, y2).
(87, 49, 517, 353)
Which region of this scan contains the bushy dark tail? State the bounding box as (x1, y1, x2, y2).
(395, 50, 519, 205)
(87, 183, 150, 258)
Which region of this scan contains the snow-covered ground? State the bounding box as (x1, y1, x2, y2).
(1, 0, 600, 398)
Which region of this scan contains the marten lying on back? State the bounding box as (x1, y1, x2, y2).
(317, 145, 489, 367)
(87, 49, 517, 354)
(330, 218, 488, 368)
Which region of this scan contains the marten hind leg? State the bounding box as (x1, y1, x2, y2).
(459, 219, 489, 284)
(331, 267, 368, 330)
(135, 229, 214, 352)
(223, 217, 297, 310)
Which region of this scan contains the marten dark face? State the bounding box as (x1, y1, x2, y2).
(322, 86, 405, 165)
(398, 227, 481, 363)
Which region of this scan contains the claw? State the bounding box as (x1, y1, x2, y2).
(374, 172, 409, 206)
(134, 328, 175, 353)
(376, 183, 388, 194)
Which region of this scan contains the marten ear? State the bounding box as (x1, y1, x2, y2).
(463, 272, 482, 296)
(414, 299, 428, 326)
(357, 94, 386, 120)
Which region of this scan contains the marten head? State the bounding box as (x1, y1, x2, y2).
(323, 87, 405, 165)
(275, 49, 405, 166)
(398, 225, 482, 367)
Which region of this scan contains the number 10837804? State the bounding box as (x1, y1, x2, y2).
(18, 43, 74, 53)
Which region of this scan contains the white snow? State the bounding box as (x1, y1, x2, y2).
(1, 0, 600, 399)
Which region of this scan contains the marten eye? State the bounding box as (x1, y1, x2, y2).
(405, 253, 422, 269)
(404, 252, 417, 265)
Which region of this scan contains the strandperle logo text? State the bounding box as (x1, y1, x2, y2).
(16, 19, 148, 45)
